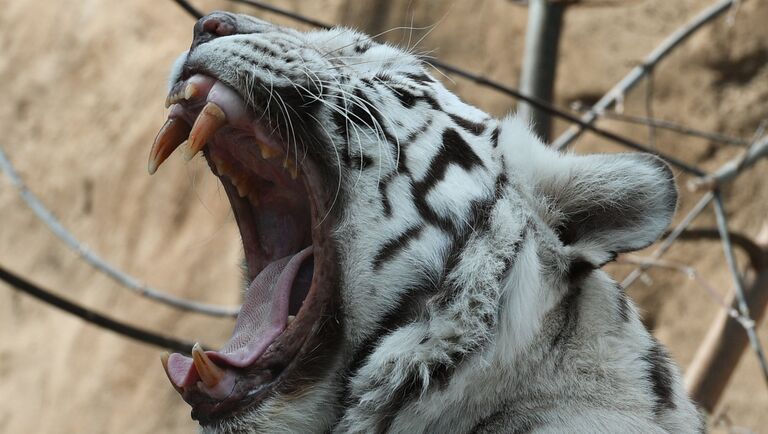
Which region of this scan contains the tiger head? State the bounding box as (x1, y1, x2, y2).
(150, 12, 678, 433)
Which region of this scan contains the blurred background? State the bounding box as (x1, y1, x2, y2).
(1, 0, 767, 432)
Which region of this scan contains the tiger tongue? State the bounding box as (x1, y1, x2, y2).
(164, 246, 313, 391)
(216, 246, 314, 367)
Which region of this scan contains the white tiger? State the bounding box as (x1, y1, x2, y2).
(148, 11, 704, 433)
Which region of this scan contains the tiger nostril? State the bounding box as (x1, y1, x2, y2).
(202, 17, 235, 37)
(191, 14, 237, 50)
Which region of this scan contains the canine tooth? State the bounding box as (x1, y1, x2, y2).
(160, 352, 183, 393)
(229, 170, 244, 187)
(165, 88, 185, 108)
(164, 92, 176, 108)
(184, 102, 227, 160)
(235, 179, 251, 197)
(160, 351, 170, 374)
(184, 82, 199, 100)
(148, 118, 192, 174)
(192, 343, 225, 388)
(284, 159, 299, 180)
(211, 154, 224, 173)
(257, 141, 281, 159)
(287, 315, 296, 325)
(217, 159, 233, 179)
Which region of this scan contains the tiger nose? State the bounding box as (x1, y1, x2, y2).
(191, 12, 237, 49)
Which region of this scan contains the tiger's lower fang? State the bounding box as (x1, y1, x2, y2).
(160, 352, 183, 394)
(192, 343, 225, 388)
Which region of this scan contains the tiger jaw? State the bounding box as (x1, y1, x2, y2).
(149, 72, 340, 424)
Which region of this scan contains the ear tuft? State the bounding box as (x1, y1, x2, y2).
(550, 152, 677, 261)
(499, 118, 677, 264)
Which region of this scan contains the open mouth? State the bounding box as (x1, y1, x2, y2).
(149, 74, 338, 423)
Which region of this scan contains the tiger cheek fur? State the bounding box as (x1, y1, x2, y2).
(154, 11, 704, 434)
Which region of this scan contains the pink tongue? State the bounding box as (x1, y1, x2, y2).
(166, 246, 313, 388)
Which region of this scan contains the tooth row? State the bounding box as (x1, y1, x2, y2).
(165, 82, 199, 108)
(149, 98, 302, 182)
(283, 158, 299, 180)
(148, 100, 227, 174)
(211, 154, 260, 205)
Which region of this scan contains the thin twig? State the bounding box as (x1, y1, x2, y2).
(0, 144, 240, 318)
(0, 264, 198, 353)
(553, 0, 736, 150)
(230, 0, 328, 28)
(712, 191, 768, 386)
(173, 0, 202, 19)
(617, 255, 747, 326)
(645, 71, 656, 149)
(688, 135, 768, 192)
(570, 104, 750, 146)
(622, 192, 714, 289)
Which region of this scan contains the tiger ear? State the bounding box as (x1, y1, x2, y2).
(500, 118, 678, 266)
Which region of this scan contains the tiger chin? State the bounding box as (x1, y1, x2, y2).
(148, 11, 704, 434)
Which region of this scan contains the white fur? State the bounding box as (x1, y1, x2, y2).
(172, 12, 701, 433)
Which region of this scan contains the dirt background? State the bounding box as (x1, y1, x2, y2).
(1, 0, 767, 432)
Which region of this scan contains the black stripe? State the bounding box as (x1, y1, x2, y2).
(343, 282, 435, 401)
(490, 126, 500, 148)
(412, 186, 455, 233)
(395, 88, 417, 108)
(418, 93, 441, 111)
(377, 116, 428, 218)
(434, 172, 512, 308)
(354, 41, 373, 54)
(331, 107, 352, 167)
(238, 40, 284, 63)
(551, 285, 582, 351)
(407, 118, 433, 143)
(330, 95, 374, 170)
(449, 113, 487, 136)
(375, 370, 422, 432)
(567, 258, 597, 282)
(373, 225, 424, 270)
(410, 128, 484, 229)
(429, 128, 484, 181)
(617, 284, 630, 322)
(352, 88, 398, 148)
(350, 89, 380, 130)
(376, 342, 470, 432)
(405, 72, 434, 85)
(644, 339, 677, 415)
(471, 408, 540, 434)
(379, 172, 396, 217)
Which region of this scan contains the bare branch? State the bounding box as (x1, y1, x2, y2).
(712, 193, 768, 386)
(0, 144, 240, 318)
(688, 135, 768, 192)
(617, 255, 746, 325)
(0, 264, 199, 353)
(622, 192, 714, 289)
(553, 0, 737, 150)
(570, 103, 751, 147)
